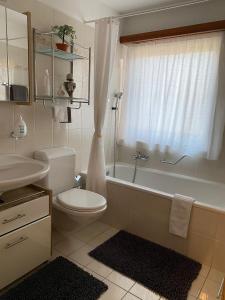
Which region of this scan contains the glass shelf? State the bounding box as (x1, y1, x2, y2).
(36, 48, 87, 61)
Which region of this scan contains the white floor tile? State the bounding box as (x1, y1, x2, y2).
(69, 244, 96, 266)
(130, 283, 160, 300)
(199, 265, 210, 278)
(51, 249, 63, 260)
(123, 293, 140, 300)
(107, 271, 135, 291)
(73, 222, 111, 243)
(88, 227, 119, 248)
(54, 236, 85, 256)
(52, 229, 65, 245)
(88, 232, 112, 248)
(87, 260, 113, 278)
(188, 275, 206, 298)
(187, 296, 196, 300)
(85, 268, 105, 281)
(160, 297, 196, 300)
(207, 268, 225, 283)
(99, 279, 127, 300)
(198, 278, 221, 300)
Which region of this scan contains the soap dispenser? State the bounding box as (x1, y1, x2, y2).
(11, 115, 27, 139)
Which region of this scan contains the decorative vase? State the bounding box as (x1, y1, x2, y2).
(64, 73, 76, 98)
(56, 43, 69, 52)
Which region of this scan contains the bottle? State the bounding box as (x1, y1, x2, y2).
(43, 69, 51, 96)
(13, 115, 27, 138)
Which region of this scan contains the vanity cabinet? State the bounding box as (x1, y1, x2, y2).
(0, 186, 52, 290)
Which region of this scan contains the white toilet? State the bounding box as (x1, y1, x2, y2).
(34, 147, 107, 229)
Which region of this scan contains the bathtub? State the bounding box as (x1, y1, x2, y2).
(83, 162, 225, 271)
(106, 163, 225, 213)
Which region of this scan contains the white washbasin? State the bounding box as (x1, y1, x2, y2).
(0, 154, 49, 194)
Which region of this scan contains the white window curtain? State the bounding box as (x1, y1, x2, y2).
(118, 32, 225, 159)
(86, 18, 119, 196)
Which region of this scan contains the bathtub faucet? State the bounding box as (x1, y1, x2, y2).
(132, 151, 150, 161)
(132, 152, 149, 184)
(160, 154, 189, 165)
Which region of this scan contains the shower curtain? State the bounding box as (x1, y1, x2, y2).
(86, 18, 119, 196)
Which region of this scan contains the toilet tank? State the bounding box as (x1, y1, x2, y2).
(34, 147, 76, 196)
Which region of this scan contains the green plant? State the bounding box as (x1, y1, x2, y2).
(52, 25, 76, 45)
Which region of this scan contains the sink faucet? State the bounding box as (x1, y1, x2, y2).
(160, 154, 189, 165)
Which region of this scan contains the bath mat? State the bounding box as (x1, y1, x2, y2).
(89, 231, 201, 300)
(0, 256, 108, 300)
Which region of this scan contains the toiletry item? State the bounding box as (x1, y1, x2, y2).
(57, 84, 66, 97)
(64, 73, 76, 97)
(43, 69, 51, 96)
(11, 115, 27, 139)
(10, 85, 28, 101)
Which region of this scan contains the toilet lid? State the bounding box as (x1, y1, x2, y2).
(57, 188, 107, 212)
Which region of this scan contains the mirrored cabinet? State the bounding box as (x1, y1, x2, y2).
(0, 4, 32, 104)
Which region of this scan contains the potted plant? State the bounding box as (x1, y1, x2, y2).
(52, 25, 76, 52)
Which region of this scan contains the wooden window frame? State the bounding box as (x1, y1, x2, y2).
(120, 20, 225, 44)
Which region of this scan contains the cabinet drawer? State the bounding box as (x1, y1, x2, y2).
(0, 216, 51, 289)
(0, 195, 49, 236)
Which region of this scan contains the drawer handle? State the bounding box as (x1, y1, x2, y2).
(2, 213, 26, 224)
(217, 277, 224, 299)
(5, 236, 28, 249)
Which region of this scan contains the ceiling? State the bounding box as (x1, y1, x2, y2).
(99, 0, 208, 13)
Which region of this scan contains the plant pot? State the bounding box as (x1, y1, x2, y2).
(56, 43, 69, 52)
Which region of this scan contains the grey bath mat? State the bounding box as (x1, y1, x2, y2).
(89, 230, 201, 300)
(0, 256, 108, 300)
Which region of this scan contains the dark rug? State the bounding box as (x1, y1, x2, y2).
(89, 231, 201, 300)
(0, 256, 108, 300)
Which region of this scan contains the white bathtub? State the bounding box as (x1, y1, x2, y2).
(106, 163, 225, 213)
(83, 163, 225, 269)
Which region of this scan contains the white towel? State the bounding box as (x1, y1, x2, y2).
(169, 194, 194, 238)
(52, 105, 68, 122)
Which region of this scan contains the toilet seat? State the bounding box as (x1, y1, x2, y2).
(57, 188, 107, 212)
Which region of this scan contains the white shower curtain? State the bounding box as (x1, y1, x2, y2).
(86, 18, 119, 196)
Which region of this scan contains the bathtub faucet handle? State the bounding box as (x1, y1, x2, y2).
(160, 154, 189, 165)
(132, 151, 150, 161)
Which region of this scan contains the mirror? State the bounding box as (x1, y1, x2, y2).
(0, 5, 32, 104)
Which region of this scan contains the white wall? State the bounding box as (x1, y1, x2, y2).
(37, 0, 117, 23)
(121, 0, 225, 36)
(0, 0, 115, 174)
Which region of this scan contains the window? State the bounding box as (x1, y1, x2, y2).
(118, 32, 225, 159)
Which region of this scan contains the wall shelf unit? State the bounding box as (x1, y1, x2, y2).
(33, 29, 91, 106)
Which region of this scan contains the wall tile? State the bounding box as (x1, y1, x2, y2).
(53, 123, 68, 147)
(189, 206, 219, 239)
(0, 103, 14, 135)
(216, 214, 225, 244)
(187, 232, 214, 265)
(15, 134, 36, 157)
(212, 241, 225, 273)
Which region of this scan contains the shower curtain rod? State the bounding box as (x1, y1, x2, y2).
(84, 0, 211, 24)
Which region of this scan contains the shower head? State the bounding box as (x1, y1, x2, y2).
(114, 92, 123, 100)
(112, 92, 123, 110)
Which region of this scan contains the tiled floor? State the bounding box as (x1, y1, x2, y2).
(52, 221, 224, 300)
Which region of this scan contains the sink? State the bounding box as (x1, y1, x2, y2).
(0, 154, 49, 194)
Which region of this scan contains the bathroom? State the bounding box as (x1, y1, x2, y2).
(0, 0, 225, 299)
